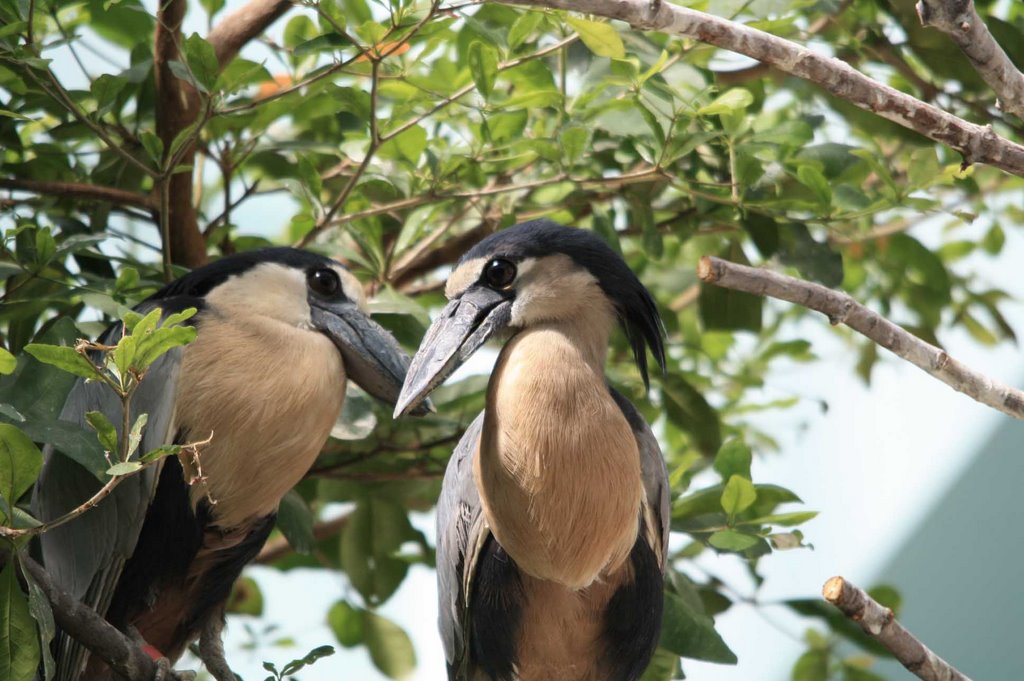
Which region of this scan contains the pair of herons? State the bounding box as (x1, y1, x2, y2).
(32, 220, 670, 681)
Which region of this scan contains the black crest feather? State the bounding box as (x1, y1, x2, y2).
(463, 220, 666, 387)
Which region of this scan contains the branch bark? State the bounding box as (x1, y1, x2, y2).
(206, 0, 294, 65)
(492, 0, 1024, 176)
(822, 576, 972, 681)
(153, 0, 295, 269)
(20, 556, 160, 681)
(154, 0, 207, 269)
(0, 178, 157, 210)
(916, 0, 1024, 120)
(697, 256, 1024, 420)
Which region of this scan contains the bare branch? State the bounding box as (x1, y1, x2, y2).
(0, 178, 157, 210)
(697, 256, 1024, 420)
(823, 576, 972, 681)
(916, 0, 1024, 120)
(491, 0, 1024, 176)
(20, 556, 160, 681)
(207, 0, 295, 66)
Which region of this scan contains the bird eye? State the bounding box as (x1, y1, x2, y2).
(483, 258, 517, 290)
(308, 268, 342, 296)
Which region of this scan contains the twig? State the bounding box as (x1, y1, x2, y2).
(492, 0, 1024, 176)
(20, 556, 161, 681)
(823, 576, 972, 681)
(0, 178, 157, 210)
(697, 256, 1024, 419)
(916, 0, 1024, 120)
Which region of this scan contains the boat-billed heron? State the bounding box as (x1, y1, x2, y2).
(394, 221, 670, 681)
(32, 247, 419, 681)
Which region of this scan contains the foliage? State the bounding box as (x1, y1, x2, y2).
(1, 0, 1023, 678)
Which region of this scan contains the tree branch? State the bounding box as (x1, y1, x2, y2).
(154, 0, 207, 269)
(492, 0, 1024, 176)
(697, 256, 1024, 420)
(0, 178, 157, 210)
(822, 576, 972, 681)
(20, 556, 160, 681)
(206, 0, 295, 66)
(916, 0, 1024, 120)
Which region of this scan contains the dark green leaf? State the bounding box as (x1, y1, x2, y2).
(0, 562, 40, 681)
(661, 375, 722, 456)
(362, 609, 416, 679)
(0, 425, 42, 517)
(792, 649, 829, 681)
(85, 411, 118, 454)
(277, 489, 316, 555)
(659, 590, 736, 663)
(468, 41, 498, 99)
(23, 345, 98, 381)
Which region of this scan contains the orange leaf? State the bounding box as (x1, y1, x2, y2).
(256, 74, 294, 100)
(355, 41, 411, 62)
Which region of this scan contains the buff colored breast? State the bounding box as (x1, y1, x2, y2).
(475, 324, 643, 590)
(175, 312, 346, 529)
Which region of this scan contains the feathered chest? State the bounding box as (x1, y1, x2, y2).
(174, 313, 346, 528)
(475, 329, 643, 589)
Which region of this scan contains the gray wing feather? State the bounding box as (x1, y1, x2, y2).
(610, 389, 670, 565)
(436, 413, 485, 677)
(32, 343, 183, 681)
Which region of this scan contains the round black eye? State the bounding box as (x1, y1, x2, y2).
(308, 268, 341, 296)
(483, 258, 517, 290)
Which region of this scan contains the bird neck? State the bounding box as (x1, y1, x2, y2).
(475, 312, 643, 588)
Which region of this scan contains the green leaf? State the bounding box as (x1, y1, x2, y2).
(560, 126, 589, 165)
(739, 511, 818, 527)
(112, 335, 136, 377)
(0, 425, 42, 518)
(133, 326, 196, 371)
(183, 33, 220, 92)
(638, 647, 680, 681)
(280, 644, 335, 676)
(327, 601, 364, 647)
(106, 461, 143, 476)
(797, 165, 832, 207)
(277, 489, 316, 555)
(713, 439, 751, 480)
(792, 649, 829, 681)
(982, 223, 1005, 255)
(565, 17, 625, 59)
(0, 349, 14, 376)
(720, 475, 756, 516)
(22, 568, 55, 681)
(340, 497, 418, 605)
(0, 562, 40, 681)
(126, 413, 147, 459)
(508, 11, 543, 49)
(658, 590, 736, 663)
(85, 411, 118, 454)
(698, 88, 753, 116)
(140, 444, 182, 463)
(785, 599, 894, 658)
(227, 576, 264, 616)
(661, 374, 722, 456)
(23, 345, 98, 381)
(708, 530, 760, 552)
(468, 41, 498, 99)
(361, 609, 416, 679)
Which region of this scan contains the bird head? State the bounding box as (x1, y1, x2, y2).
(393, 220, 665, 417)
(156, 247, 428, 414)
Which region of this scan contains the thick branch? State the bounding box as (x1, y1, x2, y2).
(20, 557, 159, 681)
(493, 0, 1024, 176)
(207, 0, 294, 66)
(697, 256, 1024, 420)
(154, 0, 206, 268)
(0, 178, 157, 210)
(916, 0, 1024, 119)
(823, 576, 972, 681)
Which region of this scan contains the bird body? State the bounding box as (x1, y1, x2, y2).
(33, 248, 417, 681)
(395, 221, 670, 681)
